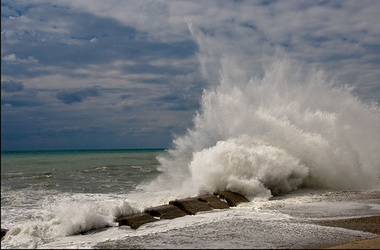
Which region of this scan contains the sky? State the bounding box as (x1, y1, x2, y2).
(1, 0, 380, 151)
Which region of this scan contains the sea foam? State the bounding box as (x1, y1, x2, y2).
(1, 192, 140, 248)
(141, 28, 380, 200)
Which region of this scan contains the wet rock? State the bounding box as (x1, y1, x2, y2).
(115, 191, 250, 230)
(198, 194, 230, 209)
(217, 191, 250, 206)
(116, 213, 158, 229)
(145, 204, 188, 220)
(1, 228, 8, 240)
(170, 197, 213, 215)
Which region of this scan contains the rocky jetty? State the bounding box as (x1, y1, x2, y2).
(116, 191, 249, 229)
(1, 191, 250, 240)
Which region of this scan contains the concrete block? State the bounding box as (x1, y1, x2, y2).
(116, 213, 158, 229)
(197, 194, 230, 209)
(217, 191, 250, 206)
(170, 197, 213, 215)
(145, 204, 188, 219)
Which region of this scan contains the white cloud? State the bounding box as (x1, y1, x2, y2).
(2, 53, 39, 64)
(1, 0, 379, 150)
(2, 53, 17, 61)
(3, 1, 380, 101)
(1, 12, 71, 45)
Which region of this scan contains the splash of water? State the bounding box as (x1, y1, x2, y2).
(140, 24, 380, 201)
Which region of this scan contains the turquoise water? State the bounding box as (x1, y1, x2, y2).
(1, 149, 165, 194)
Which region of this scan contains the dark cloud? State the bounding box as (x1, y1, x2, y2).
(1, 80, 24, 92)
(1, 87, 40, 107)
(1, 2, 196, 77)
(1, 99, 39, 107)
(55, 86, 101, 104)
(152, 93, 200, 111)
(119, 94, 133, 99)
(1, 0, 379, 151)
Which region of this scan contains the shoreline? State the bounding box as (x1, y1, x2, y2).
(323, 236, 380, 249)
(93, 190, 379, 249)
(315, 216, 380, 249)
(3, 190, 378, 249)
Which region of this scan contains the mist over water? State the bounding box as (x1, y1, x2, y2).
(140, 26, 380, 200)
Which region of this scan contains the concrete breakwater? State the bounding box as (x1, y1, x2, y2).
(116, 191, 250, 229)
(0, 191, 250, 240)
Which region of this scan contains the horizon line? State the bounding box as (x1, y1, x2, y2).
(1, 147, 169, 153)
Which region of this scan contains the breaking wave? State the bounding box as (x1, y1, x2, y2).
(140, 24, 380, 201)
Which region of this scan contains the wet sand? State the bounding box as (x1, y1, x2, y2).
(324, 236, 380, 249)
(317, 216, 380, 249)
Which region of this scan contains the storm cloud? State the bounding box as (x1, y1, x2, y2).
(1, 80, 24, 93)
(1, 0, 379, 150)
(55, 86, 101, 104)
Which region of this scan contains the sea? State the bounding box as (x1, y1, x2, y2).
(2, 27, 380, 248)
(1, 149, 379, 249)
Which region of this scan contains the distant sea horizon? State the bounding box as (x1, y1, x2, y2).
(0, 147, 168, 154)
